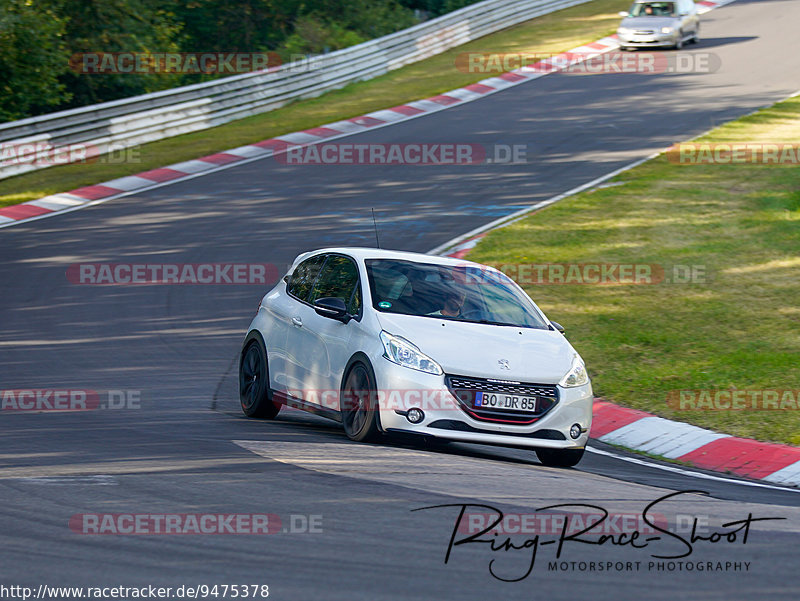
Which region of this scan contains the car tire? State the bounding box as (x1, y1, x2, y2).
(692, 25, 700, 44)
(341, 361, 381, 442)
(674, 32, 684, 50)
(535, 447, 585, 468)
(239, 340, 281, 419)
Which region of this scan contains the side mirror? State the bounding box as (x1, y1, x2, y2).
(550, 321, 565, 334)
(618, 11, 629, 17)
(313, 297, 351, 323)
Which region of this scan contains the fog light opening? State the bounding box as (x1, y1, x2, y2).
(407, 408, 425, 424)
(570, 424, 583, 440)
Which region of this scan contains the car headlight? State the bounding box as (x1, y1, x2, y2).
(617, 27, 631, 34)
(661, 26, 674, 34)
(559, 356, 589, 388)
(380, 331, 443, 376)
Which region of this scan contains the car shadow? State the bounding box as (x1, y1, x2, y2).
(624, 36, 758, 51)
(693, 36, 758, 49)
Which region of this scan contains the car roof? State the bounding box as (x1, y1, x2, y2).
(292, 247, 493, 269)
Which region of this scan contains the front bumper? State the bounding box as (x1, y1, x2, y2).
(374, 360, 593, 450)
(617, 31, 679, 47)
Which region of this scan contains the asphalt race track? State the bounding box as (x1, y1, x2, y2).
(1, 1, 799, 599)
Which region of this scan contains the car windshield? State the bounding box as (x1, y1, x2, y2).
(365, 259, 549, 329)
(629, 2, 676, 16)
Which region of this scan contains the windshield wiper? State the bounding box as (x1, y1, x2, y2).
(470, 319, 520, 327)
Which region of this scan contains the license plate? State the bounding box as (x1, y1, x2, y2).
(475, 391, 537, 413)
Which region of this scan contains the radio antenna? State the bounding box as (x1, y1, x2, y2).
(371, 208, 381, 249)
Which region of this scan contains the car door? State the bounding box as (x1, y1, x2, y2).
(280, 254, 326, 394)
(287, 254, 362, 408)
(679, 0, 696, 36)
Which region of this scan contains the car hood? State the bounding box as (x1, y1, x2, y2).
(376, 313, 576, 384)
(620, 16, 678, 29)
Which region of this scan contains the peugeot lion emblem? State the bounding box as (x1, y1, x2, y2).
(498, 359, 510, 370)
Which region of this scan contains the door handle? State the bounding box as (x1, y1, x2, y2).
(291, 316, 303, 327)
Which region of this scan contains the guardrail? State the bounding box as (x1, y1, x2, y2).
(0, 0, 592, 180)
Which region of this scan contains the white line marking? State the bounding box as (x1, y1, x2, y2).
(586, 446, 800, 493)
(405, 99, 450, 112)
(223, 145, 271, 158)
(26, 195, 86, 211)
(442, 88, 483, 102)
(429, 153, 658, 255)
(316, 120, 366, 134)
(100, 175, 158, 192)
(365, 109, 416, 122)
(275, 132, 322, 144)
(166, 159, 219, 174)
(476, 76, 517, 88)
(14, 474, 118, 485)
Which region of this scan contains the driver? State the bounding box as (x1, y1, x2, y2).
(428, 289, 467, 318)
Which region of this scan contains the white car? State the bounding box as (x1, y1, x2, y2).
(617, 0, 700, 50)
(239, 248, 593, 467)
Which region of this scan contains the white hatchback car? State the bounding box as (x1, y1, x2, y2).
(239, 248, 593, 467)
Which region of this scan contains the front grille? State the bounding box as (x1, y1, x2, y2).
(445, 374, 559, 424)
(634, 29, 655, 35)
(447, 376, 557, 398)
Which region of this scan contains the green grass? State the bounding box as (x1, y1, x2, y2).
(467, 94, 800, 446)
(0, 0, 629, 208)
(604, 442, 697, 468)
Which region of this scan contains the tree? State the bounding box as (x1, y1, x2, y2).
(175, 0, 299, 53)
(0, 0, 71, 121)
(398, 0, 477, 17)
(0, 0, 478, 120)
(48, 0, 185, 109)
(281, 0, 416, 57)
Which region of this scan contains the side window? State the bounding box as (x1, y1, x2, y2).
(308, 255, 361, 315)
(287, 255, 325, 301)
(348, 284, 362, 316)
